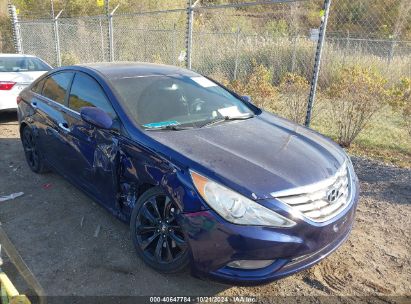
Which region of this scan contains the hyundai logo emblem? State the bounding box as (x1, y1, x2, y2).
(327, 188, 340, 203)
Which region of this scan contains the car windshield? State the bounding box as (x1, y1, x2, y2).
(0, 57, 52, 72)
(111, 74, 254, 129)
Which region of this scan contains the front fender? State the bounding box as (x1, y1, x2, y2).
(118, 138, 209, 221)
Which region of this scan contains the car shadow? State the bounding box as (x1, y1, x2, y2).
(0, 111, 18, 124)
(351, 156, 410, 205)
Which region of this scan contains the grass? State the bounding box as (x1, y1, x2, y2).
(311, 106, 411, 168)
(194, 36, 411, 86)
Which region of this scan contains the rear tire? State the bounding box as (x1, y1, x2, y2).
(21, 126, 48, 174)
(130, 187, 190, 273)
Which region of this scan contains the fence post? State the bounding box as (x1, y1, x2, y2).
(108, 4, 119, 62)
(53, 10, 63, 67)
(388, 36, 395, 64)
(8, 3, 22, 54)
(105, 0, 110, 61)
(108, 11, 114, 62)
(105, 0, 119, 62)
(173, 23, 177, 65)
(342, 30, 350, 64)
(291, 35, 297, 73)
(233, 28, 241, 80)
(304, 0, 331, 127)
(186, 0, 194, 69)
(99, 16, 105, 61)
(345, 30, 350, 50)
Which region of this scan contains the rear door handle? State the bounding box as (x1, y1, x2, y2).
(31, 101, 37, 109)
(58, 122, 70, 133)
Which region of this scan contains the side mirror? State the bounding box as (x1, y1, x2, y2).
(241, 95, 252, 104)
(80, 106, 113, 129)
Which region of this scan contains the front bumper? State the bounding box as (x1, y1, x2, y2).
(180, 182, 359, 285)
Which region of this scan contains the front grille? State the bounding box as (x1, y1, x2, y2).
(272, 163, 352, 222)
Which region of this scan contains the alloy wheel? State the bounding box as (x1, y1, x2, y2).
(135, 194, 187, 264)
(22, 128, 39, 170)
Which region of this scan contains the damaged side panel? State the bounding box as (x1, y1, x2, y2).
(61, 113, 208, 222)
(69, 126, 124, 219)
(93, 140, 119, 172)
(117, 138, 170, 220)
(117, 138, 208, 221)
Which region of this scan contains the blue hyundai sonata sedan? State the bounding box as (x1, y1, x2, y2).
(17, 63, 359, 284)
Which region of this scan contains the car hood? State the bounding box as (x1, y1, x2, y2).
(146, 112, 347, 200)
(0, 71, 47, 83)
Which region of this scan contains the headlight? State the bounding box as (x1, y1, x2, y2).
(190, 170, 296, 227)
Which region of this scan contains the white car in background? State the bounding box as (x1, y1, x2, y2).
(0, 54, 52, 111)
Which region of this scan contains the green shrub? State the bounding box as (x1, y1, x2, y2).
(227, 62, 278, 110)
(388, 77, 411, 135)
(278, 73, 311, 124)
(266, 20, 289, 37)
(61, 52, 80, 65)
(326, 66, 389, 147)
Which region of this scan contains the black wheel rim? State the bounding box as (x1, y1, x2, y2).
(135, 194, 187, 264)
(22, 129, 39, 170)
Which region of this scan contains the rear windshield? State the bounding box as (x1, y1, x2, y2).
(0, 57, 52, 72)
(111, 74, 254, 128)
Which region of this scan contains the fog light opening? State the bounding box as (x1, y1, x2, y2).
(227, 259, 275, 270)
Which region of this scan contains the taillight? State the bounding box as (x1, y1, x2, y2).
(17, 96, 22, 104)
(0, 81, 16, 90)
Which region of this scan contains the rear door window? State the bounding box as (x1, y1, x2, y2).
(32, 78, 46, 94)
(68, 72, 116, 118)
(42, 72, 73, 105)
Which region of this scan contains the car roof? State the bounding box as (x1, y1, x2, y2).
(76, 62, 199, 80)
(0, 53, 37, 58)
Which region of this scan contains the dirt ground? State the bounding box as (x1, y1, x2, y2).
(0, 112, 410, 304)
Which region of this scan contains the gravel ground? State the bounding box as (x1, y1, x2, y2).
(0, 112, 410, 303)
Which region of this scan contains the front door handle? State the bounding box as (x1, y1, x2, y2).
(58, 122, 70, 133)
(31, 101, 37, 109)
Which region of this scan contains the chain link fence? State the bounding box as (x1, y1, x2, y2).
(112, 10, 186, 64)
(191, 2, 319, 81)
(188, 1, 323, 124)
(319, 0, 411, 88)
(18, 16, 108, 66)
(19, 20, 55, 65)
(59, 16, 108, 64)
(11, 1, 411, 81)
(311, 0, 411, 137)
(7, 0, 411, 129)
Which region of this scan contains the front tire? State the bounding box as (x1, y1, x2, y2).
(130, 187, 190, 273)
(21, 126, 48, 174)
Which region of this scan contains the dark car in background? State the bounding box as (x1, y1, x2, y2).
(17, 62, 359, 284)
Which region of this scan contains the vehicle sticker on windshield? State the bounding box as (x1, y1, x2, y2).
(143, 121, 180, 128)
(218, 106, 244, 117)
(191, 76, 217, 88)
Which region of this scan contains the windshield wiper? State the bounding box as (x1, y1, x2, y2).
(144, 125, 190, 131)
(200, 114, 254, 128)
